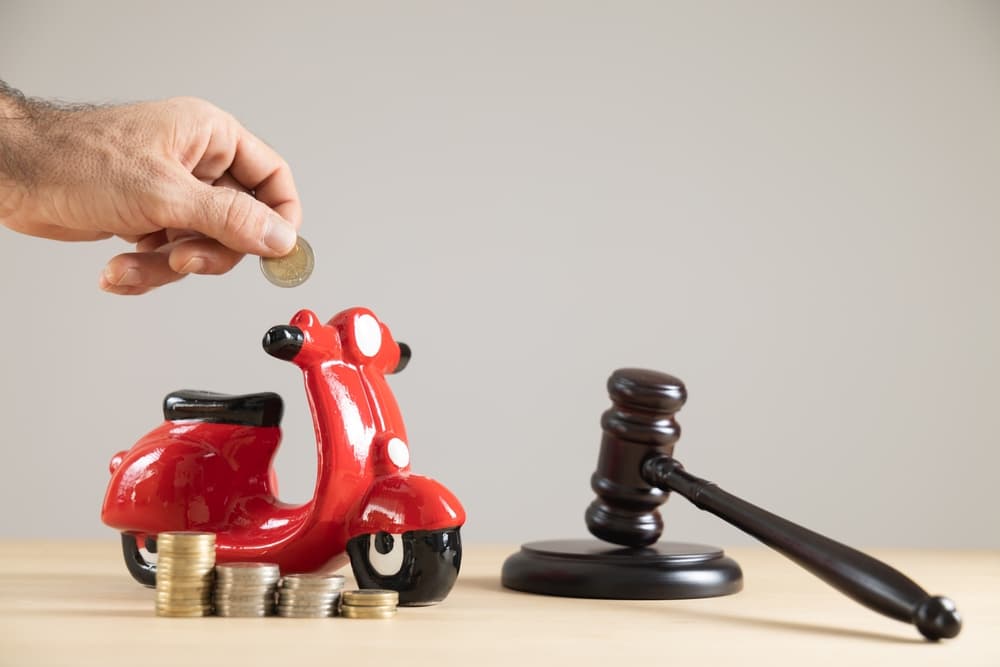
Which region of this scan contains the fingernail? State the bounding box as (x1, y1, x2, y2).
(179, 257, 206, 274)
(263, 217, 297, 255)
(106, 267, 142, 286)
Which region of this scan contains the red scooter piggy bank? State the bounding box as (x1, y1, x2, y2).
(101, 307, 465, 606)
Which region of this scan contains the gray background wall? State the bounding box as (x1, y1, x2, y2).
(1, 1, 997, 548)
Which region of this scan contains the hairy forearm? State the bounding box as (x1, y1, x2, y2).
(0, 81, 37, 221)
(0, 80, 102, 186)
(0, 80, 113, 227)
(0, 79, 36, 187)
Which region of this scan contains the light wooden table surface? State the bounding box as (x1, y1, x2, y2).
(0, 542, 997, 666)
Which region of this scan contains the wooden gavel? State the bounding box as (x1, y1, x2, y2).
(585, 368, 961, 641)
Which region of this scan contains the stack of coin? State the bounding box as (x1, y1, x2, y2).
(155, 532, 216, 617)
(340, 589, 399, 619)
(276, 573, 346, 618)
(213, 562, 281, 617)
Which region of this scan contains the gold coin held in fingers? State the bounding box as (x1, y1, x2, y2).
(261, 236, 314, 288)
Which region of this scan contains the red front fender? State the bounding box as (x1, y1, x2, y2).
(348, 473, 465, 538)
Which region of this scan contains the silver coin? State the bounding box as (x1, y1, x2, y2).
(260, 236, 314, 288)
(277, 604, 337, 611)
(279, 573, 344, 584)
(278, 579, 344, 588)
(215, 607, 273, 617)
(276, 608, 334, 618)
(215, 601, 273, 609)
(278, 590, 340, 600)
(216, 563, 280, 575)
(277, 602, 339, 611)
(216, 579, 278, 586)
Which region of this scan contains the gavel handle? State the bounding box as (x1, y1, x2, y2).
(642, 455, 961, 640)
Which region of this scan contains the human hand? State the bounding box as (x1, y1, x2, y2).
(0, 89, 301, 295)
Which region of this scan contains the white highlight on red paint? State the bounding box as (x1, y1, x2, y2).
(387, 437, 410, 468)
(355, 314, 382, 357)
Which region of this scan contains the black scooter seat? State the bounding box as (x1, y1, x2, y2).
(163, 390, 283, 427)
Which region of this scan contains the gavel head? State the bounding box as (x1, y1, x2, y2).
(585, 368, 686, 548)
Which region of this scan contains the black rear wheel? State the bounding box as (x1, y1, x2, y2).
(121, 533, 157, 587)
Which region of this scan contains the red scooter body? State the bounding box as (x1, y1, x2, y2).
(101, 307, 465, 605)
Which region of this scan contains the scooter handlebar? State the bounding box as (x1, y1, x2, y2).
(393, 342, 412, 374)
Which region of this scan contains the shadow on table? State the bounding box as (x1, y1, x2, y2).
(459, 576, 924, 645)
(634, 604, 924, 645)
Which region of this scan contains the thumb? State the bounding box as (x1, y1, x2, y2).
(183, 183, 298, 257)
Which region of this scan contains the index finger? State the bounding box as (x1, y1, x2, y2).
(228, 125, 303, 230)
